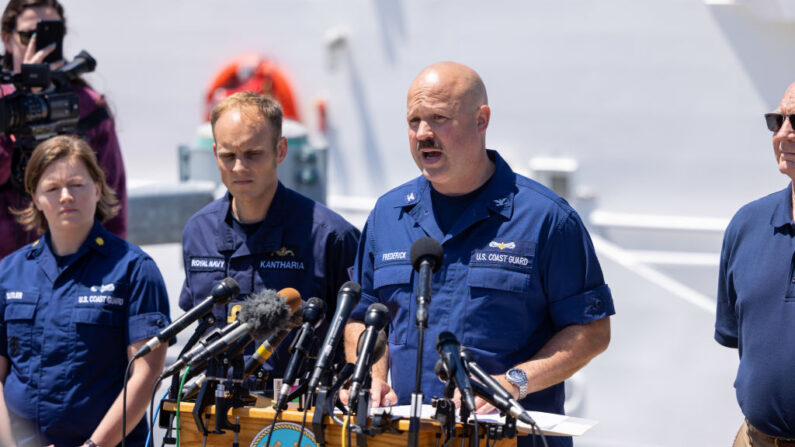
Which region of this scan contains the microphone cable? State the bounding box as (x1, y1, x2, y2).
(531, 419, 549, 447)
(146, 389, 169, 447)
(473, 413, 479, 447)
(459, 413, 478, 447)
(174, 366, 191, 447)
(146, 375, 166, 447)
(341, 413, 352, 447)
(263, 399, 281, 447)
(295, 402, 311, 447)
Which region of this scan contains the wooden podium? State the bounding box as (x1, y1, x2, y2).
(161, 400, 517, 447)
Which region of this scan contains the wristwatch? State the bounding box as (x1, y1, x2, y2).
(505, 368, 528, 399)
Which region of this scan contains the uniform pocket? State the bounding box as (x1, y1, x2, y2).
(464, 266, 533, 351)
(3, 292, 39, 379)
(73, 307, 125, 351)
(373, 263, 413, 345)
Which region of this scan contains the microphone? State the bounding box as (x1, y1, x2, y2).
(409, 238, 443, 327)
(275, 297, 327, 410)
(458, 348, 535, 425)
(348, 303, 389, 411)
(160, 288, 290, 379)
(180, 288, 301, 399)
(356, 326, 387, 367)
(134, 277, 239, 360)
(434, 359, 534, 425)
(436, 331, 476, 412)
(242, 288, 305, 378)
(307, 281, 362, 391)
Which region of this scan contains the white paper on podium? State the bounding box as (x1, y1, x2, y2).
(371, 404, 598, 437)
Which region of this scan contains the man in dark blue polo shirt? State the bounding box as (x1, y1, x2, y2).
(179, 92, 360, 386)
(343, 62, 614, 447)
(716, 82, 795, 446)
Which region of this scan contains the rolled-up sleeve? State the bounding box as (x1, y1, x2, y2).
(541, 212, 615, 331)
(126, 256, 172, 345)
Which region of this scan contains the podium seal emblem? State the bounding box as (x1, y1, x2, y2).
(251, 422, 317, 447)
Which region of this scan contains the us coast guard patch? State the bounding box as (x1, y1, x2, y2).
(471, 240, 535, 272)
(250, 422, 317, 447)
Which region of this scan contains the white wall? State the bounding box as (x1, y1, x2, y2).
(60, 0, 792, 217)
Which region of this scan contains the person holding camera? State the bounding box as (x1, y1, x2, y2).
(0, 135, 170, 447)
(0, 0, 126, 260)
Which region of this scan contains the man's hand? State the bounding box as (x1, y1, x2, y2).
(339, 377, 397, 408)
(368, 377, 398, 408)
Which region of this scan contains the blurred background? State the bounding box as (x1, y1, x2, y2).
(57, 0, 795, 445)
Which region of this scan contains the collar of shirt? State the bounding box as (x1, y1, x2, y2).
(392, 149, 516, 243)
(215, 182, 287, 254)
(769, 183, 794, 230)
(26, 220, 113, 281)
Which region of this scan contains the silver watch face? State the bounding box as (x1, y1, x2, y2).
(507, 368, 527, 385)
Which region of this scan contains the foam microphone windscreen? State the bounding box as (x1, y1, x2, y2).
(238, 289, 291, 340)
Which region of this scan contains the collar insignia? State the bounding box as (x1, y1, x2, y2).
(493, 198, 508, 207)
(32, 239, 39, 247)
(406, 192, 416, 202)
(489, 241, 516, 250)
(95, 237, 104, 246)
(271, 246, 295, 257)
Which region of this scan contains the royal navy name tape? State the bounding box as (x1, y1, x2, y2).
(190, 257, 226, 271)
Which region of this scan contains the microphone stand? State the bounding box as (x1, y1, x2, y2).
(192, 357, 223, 436)
(409, 259, 433, 447)
(431, 378, 457, 447)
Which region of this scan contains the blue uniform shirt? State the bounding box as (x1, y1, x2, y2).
(351, 150, 614, 447)
(0, 220, 171, 447)
(716, 184, 795, 437)
(179, 182, 360, 380)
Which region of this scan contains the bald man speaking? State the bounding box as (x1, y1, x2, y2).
(343, 62, 614, 447)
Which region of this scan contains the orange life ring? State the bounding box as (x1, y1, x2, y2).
(204, 53, 300, 122)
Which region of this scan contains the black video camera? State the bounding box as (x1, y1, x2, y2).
(0, 50, 97, 192)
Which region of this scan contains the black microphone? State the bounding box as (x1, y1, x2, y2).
(356, 326, 387, 368)
(134, 277, 239, 360)
(409, 237, 443, 327)
(307, 281, 362, 391)
(275, 297, 327, 410)
(458, 348, 535, 425)
(160, 288, 290, 378)
(436, 331, 476, 412)
(434, 359, 534, 425)
(348, 303, 389, 411)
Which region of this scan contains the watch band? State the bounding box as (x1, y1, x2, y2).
(506, 368, 528, 399)
(516, 378, 527, 399)
(84, 439, 99, 447)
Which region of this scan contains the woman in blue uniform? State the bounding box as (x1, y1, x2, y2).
(0, 135, 171, 447)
